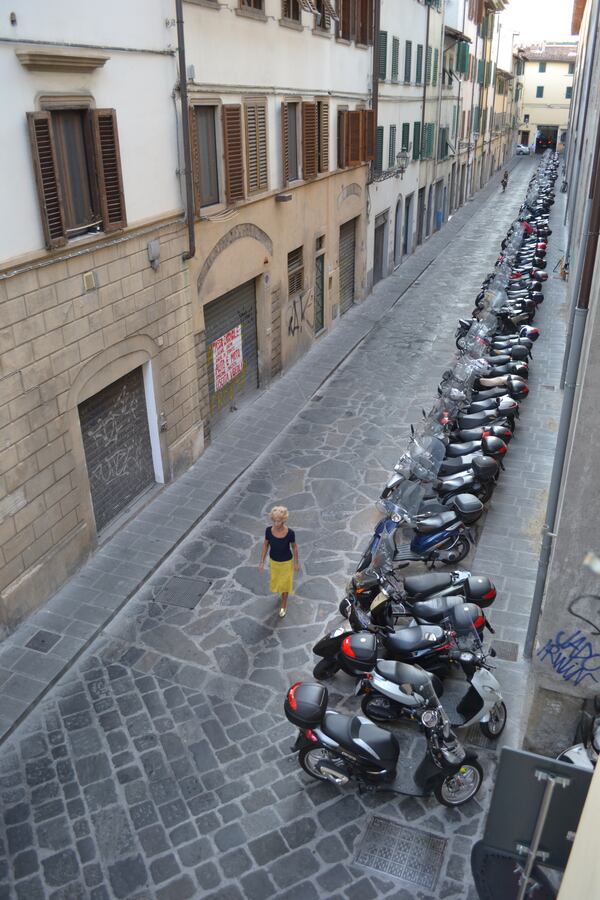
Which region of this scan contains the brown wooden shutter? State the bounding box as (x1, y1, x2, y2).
(322, 0, 336, 26)
(363, 109, 375, 161)
(347, 110, 361, 166)
(281, 102, 289, 187)
(27, 111, 67, 249)
(366, 0, 373, 44)
(91, 109, 126, 233)
(299, 0, 317, 11)
(246, 101, 268, 195)
(337, 109, 348, 168)
(188, 106, 202, 216)
(222, 104, 245, 203)
(318, 101, 329, 173)
(302, 101, 318, 180)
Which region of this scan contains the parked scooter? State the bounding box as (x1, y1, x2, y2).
(285, 674, 484, 807)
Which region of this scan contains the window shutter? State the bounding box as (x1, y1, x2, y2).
(337, 0, 353, 40)
(302, 101, 318, 180)
(281, 102, 289, 185)
(91, 109, 127, 233)
(425, 46, 432, 84)
(413, 121, 420, 160)
(391, 37, 399, 82)
(378, 31, 388, 81)
(337, 109, 348, 168)
(416, 44, 423, 83)
(318, 100, 329, 173)
(246, 101, 268, 195)
(366, 0, 374, 45)
(401, 122, 410, 151)
(363, 109, 375, 161)
(26, 111, 67, 249)
(432, 48, 438, 86)
(189, 107, 202, 216)
(300, 0, 317, 12)
(404, 41, 412, 83)
(222, 104, 245, 203)
(388, 125, 396, 169)
(346, 110, 361, 166)
(374, 125, 384, 174)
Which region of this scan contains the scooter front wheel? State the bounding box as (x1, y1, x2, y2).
(313, 658, 340, 680)
(435, 760, 483, 806)
(480, 700, 507, 739)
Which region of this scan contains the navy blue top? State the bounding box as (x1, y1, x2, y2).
(265, 527, 296, 562)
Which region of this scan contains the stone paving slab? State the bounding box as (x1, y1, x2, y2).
(0, 158, 528, 746)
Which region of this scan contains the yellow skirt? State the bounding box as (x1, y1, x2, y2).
(269, 559, 294, 594)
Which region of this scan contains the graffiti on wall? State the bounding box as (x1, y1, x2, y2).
(567, 594, 600, 637)
(287, 289, 314, 338)
(537, 628, 600, 687)
(86, 385, 147, 486)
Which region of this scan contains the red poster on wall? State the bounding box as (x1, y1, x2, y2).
(212, 325, 243, 391)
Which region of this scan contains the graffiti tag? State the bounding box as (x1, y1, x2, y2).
(567, 594, 600, 637)
(288, 290, 313, 337)
(537, 628, 600, 687)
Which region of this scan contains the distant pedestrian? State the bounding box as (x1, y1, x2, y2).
(258, 506, 299, 618)
(501, 170, 509, 193)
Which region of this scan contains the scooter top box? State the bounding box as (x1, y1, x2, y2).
(284, 682, 327, 729)
(450, 493, 484, 525)
(340, 632, 378, 674)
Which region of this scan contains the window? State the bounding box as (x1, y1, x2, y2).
(355, 0, 373, 44)
(401, 122, 410, 152)
(288, 246, 304, 295)
(566, 85, 572, 99)
(317, 100, 329, 172)
(337, 0, 352, 40)
(221, 105, 245, 202)
(282, 102, 299, 183)
(524, 114, 530, 124)
(391, 37, 399, 82)
(282, 100, 323, 184)
(379, 31, 388, 80)
(413, 121, 420, 160)
(315, 0, 335, 30)
(536, 86, 544, 98)
(27, 104, 126, 249)
(241, 0, 264, 9)
(282, 0, 301, 20)
(374, 125, 384, 174)
(538, 61, 546, 73)
(302, 101, 318, 180)
(416, 44, 423, 84)
(388, 124, 396, 169)
(425, 45, 432, 84)
(245, 100, 268, 195)
(568, 62, 575, 74)
(432, 48, 438, 86)
(404, 41, 412, 83)
(337, 107, 373, 168)
(192, 106, 220, 207)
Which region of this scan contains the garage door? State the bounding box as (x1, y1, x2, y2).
(79, 367, 155, 532)
(204, 279, 258, 428)
(339, 218, 357, 315)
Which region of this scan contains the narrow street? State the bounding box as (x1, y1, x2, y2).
(0, 158, 567, 900)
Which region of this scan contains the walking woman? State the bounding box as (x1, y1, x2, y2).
(258, 506, 299, 618)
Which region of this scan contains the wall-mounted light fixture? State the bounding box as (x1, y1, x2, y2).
(395, 149, 409, 179)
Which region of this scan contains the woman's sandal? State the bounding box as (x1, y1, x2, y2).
(278, 605, 287, 618)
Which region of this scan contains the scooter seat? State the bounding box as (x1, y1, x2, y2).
(403, 572, 454, 596)
(321, 711, 399, 766)
(411, 596, 462, 623)
(384, 625, 445, 656)
(444, 440, 479, 457)
(439, 456, 477, 475)
(437, 473, 474, 493)
(412, 511, 456, 533)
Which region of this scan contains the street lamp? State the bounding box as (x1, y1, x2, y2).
(396, 149, 409, 178)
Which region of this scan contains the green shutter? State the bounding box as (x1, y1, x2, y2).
(457, 41, 469, 74)
(391, 37, 400, 82)
(425, 46, 432, 84)
(416, 44, 423, 84)
(485, 61, 491, 87)
(432, 48, 439, 86)
(401, 122, 410, 151)
(413, 121, 420, 160)
(379, 32, 388, 81)
(375, 125, 384, 173)
(388, 125, 396, 169)
(477, 59, 485, 84)
(404, 41, 412, 82)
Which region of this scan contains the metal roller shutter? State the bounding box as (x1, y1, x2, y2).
(78, 367, 155, 532)
(204, 279, 258, 429)
(339, 218, 357, 315)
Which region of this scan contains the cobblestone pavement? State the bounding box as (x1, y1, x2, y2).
(0, 160, 568, 900)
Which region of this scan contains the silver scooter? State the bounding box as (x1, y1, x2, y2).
(557, 708, 600, 771)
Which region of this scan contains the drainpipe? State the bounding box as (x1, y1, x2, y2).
(420, 2, 431, 170)
(175, 0, 196, 261)
(524, 116, 600, 659)
(371, 0, 381, 130)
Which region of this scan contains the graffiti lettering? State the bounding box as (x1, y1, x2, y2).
(87, 386, 139, 449)
(567, 594, 600, 637)
(288, 291, 313, 337)
(537, 628, 600, 687)
(91, 442, 145, 485)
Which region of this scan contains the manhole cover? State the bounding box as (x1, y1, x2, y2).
(355, 817, 446, 889)
(26, 630, 60, 653)
(154, 576, 211, 609)
(492, 640, 519, 662)
(463, 723, 500, 751)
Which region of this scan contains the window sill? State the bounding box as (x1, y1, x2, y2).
(184, 0, 219, 8)
(312, 27, 332, 39)
(356, 42, 369, 50)
(279, 17, 303, 31)
(335, 37, 352, 46)
(235, 7, 267, 22)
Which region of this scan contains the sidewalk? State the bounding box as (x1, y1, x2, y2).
(0, 159, 531, 744)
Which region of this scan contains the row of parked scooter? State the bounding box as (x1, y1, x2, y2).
(284, 152, 560, 808)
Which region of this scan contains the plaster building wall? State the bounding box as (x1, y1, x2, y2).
(521, 43, 577, 151)
(0, 3, 204, 631)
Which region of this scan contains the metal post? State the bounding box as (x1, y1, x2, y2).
(516, 777, 557, 900)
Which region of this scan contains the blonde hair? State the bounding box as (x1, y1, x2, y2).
(270, 506, 289, 523)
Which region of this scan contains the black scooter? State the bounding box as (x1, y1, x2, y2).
(285, 674, 484, 807)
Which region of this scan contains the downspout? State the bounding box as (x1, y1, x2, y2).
(524, 116, 600, 658)
(175, 0, 195, 261)
(420, 3, 431, 170)
(371, 0, 381, 175)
